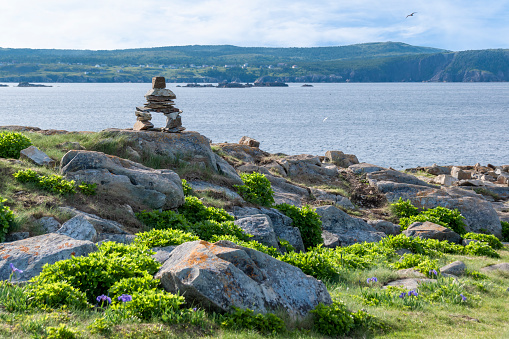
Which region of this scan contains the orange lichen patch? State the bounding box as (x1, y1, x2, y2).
(2, 255, 9, 260)
(71, 252, 76, 257)
(16, 246, 30, 253)
(57, 242, 75, 249)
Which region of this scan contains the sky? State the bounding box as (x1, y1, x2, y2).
(1, 0, 509, 51)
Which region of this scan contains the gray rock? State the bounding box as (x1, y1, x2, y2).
(266, 174, 310, 206)
(480, 263, 509, 273)
(349, 163, 386, 174)
(56, 141, 84, 151)
(234, 215, 280, 250)
(57, 215, 98, 242)
(58, 207, 129, 235)
(434, 175, 458, 187)
(238, 136, 260, 148)
(96, 233, 135, 245)
(409, 187, 502, 238)
(213, 154, 243, 185)
(61, 150, 184, 210)
(396, 268, 425, 278)
(36, 217, 61, 233)
(155, 240, 332, 318)
(462, 239, 479, 246)
(315, 205, 385, 247)
(189, 180, 244, 201)
(0, 233, 97, 282)
(310, 188, 355, 209)
(426, 164, 451, 175)
(451, 167, 472, 180)
(384, 278, 434, 290)
(367, 220, 401, 235)
(367, 169, 433, 188)
(211, 143, 269, 163)
(4, 232, 29, 242)
(440, 261, 466, 276)
(336, 196, 355, 209)
(321, 230, 341, 248)
(237, 164, 272, 176)
(278, 154, 338, 179)
(325, 151, 359, 168)
(403, 221, 462, 244)
(151, 246, 177, 263)
(19, 145, 55, 166)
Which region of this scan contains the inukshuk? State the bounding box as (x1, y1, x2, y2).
(133, 76, 185, 132)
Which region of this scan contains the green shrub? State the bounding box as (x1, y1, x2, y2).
(390, 197, 419, 218)
(45, 324, 81, 339)
(136, 209, 191, 231)
(0, 131, 32, 159)
(191, 220, 248, 241)
(13, 170, 76, 195)
(399, 206, 466, 235)
(26, 281, 88, 310)
(311, 301, 356, 336)
(0, 197, 15, 243)
(181, 179, 193, 196)
(133, 228, 199, 248)
(275, 203, 323, 249)
(464, 241, 500, 258)
(210, 234, 280, 257)
(110, 290, 185, 321)
(108, 274, 160, 300)
(278, 239, 295, 253)
(463, 232, 503, 250)
(12, 168, 39, 183)
(234, 172, 274, 207)
(389, 253, 427, 270)
(278, 248, 339, 280)
(221, 307, 286, 334)
(0, 280, 32, 312)
(78, 182, 96, 196)
(501, 221, 509, 242)
(178, 196, 234, 223)
(31, 242, 160, 303)
(415, 258, 440, 278)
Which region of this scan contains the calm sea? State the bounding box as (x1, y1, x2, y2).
(1, 82, 508, 169)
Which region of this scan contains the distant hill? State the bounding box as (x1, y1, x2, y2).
(0, 42, 508, 83)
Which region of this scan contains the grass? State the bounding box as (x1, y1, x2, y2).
(402, 170, 437, 179)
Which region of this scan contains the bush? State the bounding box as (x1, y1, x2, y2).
(399, 206, 466, 235)
(181, 179, 193, 196)
(110, 290, 185, 321)
(31, 242, 160, 303)
(278, 248, 339, 280)
(311, 301, 356, 336)
(390, 197, 419, 218)
(221, 307, 286, 334)
(0, 197, 15, 243)
(26, 281, 89, 310)
(234, 172, 274, 207)
(190, 220, 248, 241)
(13, 170, 76, 195)
(501, 221, 509, 242)
(136, 209, 191, 231)
(108, 274, 160, 300)
(0, 131, 32, 159)
(133, 228, 199, 248)
(464, 241, 500, 258)
(12, 168, 39, 183)
(78, 182, 96, 196)
(45, 324, 81, 339)
(178, 196, 234, 224)
(275, 203, 323, 249)
(463, 232, 503, 250)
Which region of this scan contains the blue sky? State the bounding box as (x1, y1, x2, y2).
(1, 0, 508, 51)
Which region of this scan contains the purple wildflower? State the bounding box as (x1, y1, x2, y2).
(429, 269, 438, 276)
(460, 294, 467, 302)
(9, 263, 23, 274)
(96, 295, 112, 305)
(118, 294, 132, 303)
(366, 277, 378, 283)
(408, 290, 418, 297)
(399, 292, 407, 299)
(193, 308, 197, 312)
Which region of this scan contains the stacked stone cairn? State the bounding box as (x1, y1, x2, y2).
(133, 77, 185, 132)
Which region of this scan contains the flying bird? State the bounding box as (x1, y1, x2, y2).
(406, 12, 417, 18)
(323, 117, 329, 122)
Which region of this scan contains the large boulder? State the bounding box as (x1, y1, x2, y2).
(409, 187, 502, 238)
(234, 215, 280, 250)
(58, 207, 130, 235)
(277, 154, 338, 179)
(315, 205, 385, 247)
(403, 221, 462, 244)
(367, 169, 434, 201)
(56, 215, 98, 242)
(61, 150, 184, 210)
(367, 220, 401, 235)
(155, 240, 331, 318)
(325, 151, 359, 168)
(212, 143, 269, 163)
(0, 234, 97, 282)
(266, 174, 310, 206)
(349, 163, 386, 175)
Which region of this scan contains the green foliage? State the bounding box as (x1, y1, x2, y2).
(181, 179, 193, 196)
(0, 131, 32, 159)
(31, 242, 160, 303)
(278, 238, 295, 253)
(45, 324, 81, 339)
(464, 241, 500, 258)
(220, 307, 286, 334)
(0, 196, 15, 242)
(26, 281, 89, 310)
(178, 196, 234, 223)
(77, 182, 96, 196)
(419, 277, 477, 305)
(390, 197, 419, 218)
(465, 269, 489, 280)
(463, 232, 503, 250)
(311, 301, 356, 336)
(108, 274, 160, 300)
(234, 172, 274, 207)
(210, 234, 280, 257)
(275, 203, 323, 249)
(13, 169, 76, 195)
(501, 221, 509, 242)
(415, 258, 440, 278)
(191, 220, 248, 241)
(136, 209, 191, 231)
(110, 290, 185, 321)
(133, 228, 199, 248)
(399, 205, 466, 235)
(389, 253, 427, 270)
(277, 247, 339, 280)
(0, 280, 32, 313)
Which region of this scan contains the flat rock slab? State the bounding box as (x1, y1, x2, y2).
(56, 215, 98, 242)
(0, 233, 97, 282)
(20, 145, 55, 166)
(155, 240, 331, 318)
(480, 263, 509, 273)
(384, 278, 434, 290)
(234, 215, 280, 250)
(189, 180, 243, 201)
(440, 261, 466, 276)
(349, 163, 386, 174)
(403, 221, 462, 244)
(396, 269, 426, 278)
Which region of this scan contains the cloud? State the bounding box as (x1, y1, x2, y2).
(0, 0, 508, 50)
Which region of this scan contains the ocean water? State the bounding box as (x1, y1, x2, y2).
(1, 82, 508, 169)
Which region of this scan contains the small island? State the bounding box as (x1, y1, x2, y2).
(16, 82, 52, 87)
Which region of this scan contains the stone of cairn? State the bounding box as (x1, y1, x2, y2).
(133, 76, 185, 132)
